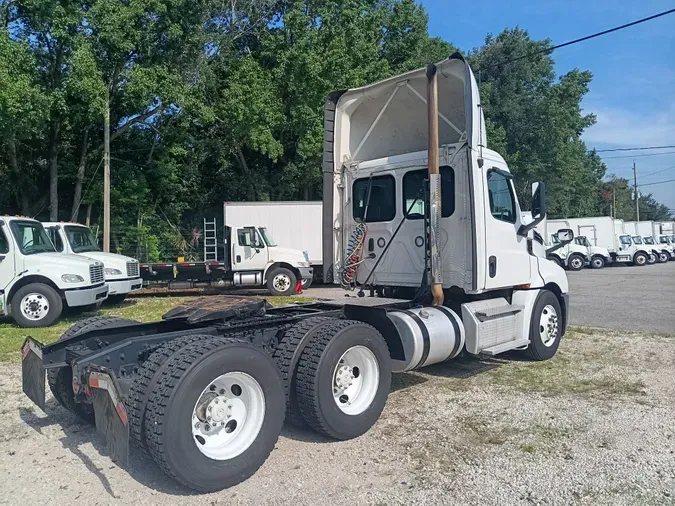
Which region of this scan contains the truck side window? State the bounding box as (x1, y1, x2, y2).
(0, 227, 8, 254)
(237, 229, 264, 248)
(402, 166, 455, 219)
(487, 169, 516, 224)
(47, 228, 64, 252)
(352, 175, 395, 223)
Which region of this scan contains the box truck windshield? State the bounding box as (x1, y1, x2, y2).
(620, 235, 632, 245)
(65, 225, 101, 253)
(259, 227, 277, 247)
(632, 236, 643, 245)
(643, 236, 655, 245)
(9, 220, 56, 255)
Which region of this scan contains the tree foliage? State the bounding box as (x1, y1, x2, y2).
(0, 1, 670, 258)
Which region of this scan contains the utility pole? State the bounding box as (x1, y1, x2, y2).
(103, 88, 111, 253)
(633, 161, 639, 222)
(612, 186, 616, 219)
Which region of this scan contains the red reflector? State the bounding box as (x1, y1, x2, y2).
(295, 280, 303, 294)
(116, 403, 129, 426)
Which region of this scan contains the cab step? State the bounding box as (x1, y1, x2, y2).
(480, 338, 530, 356)
(461, 298, 526, 355)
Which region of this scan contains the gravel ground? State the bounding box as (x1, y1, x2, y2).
(1, 328, 674, 505)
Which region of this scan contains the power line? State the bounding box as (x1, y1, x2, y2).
(641, 166, 675, 178)
(600, 151, 675, 160)
(481, 8, 675, 70)
(639, 178, 675, 187)
(594, 145, 675, 153)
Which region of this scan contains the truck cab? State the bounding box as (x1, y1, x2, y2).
(616, 235, 655, 266)
(43, 222, 142, 303)
(547, 233, 589, 271)
(226, 225, 313, 295)
(574, 236, 612, 268)
(0, 216, 108, 327)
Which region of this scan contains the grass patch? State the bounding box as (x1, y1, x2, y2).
(0, 294, 311, 361)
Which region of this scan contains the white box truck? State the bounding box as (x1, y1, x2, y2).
(22, 54, 573, 493)
(0, 216, 108, 327)
(624, 221, 664, 263)
(43, 222, 143, 303)
(649, 221, 675, 260)
(547, 218, 612, 269)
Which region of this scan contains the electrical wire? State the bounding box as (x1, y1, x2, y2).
(594, 145, 675, 153)
(638, 178, 675, 187)
(479, 8, 675, 71)
(600, 151, 675, 160)
(341, 222, 367, 289)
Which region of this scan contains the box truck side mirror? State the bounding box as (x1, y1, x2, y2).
(518, 181, 546, 236)
(546, 228, 574, 256)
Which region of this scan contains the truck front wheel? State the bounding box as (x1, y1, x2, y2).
(647, 253, 657, 265)
(295, 320, 391, 440)
(143, 338, 285, 492)
(658, 252, 669, 263)
(567, 254, 585, 271)
(266, 267, 297, 296)
(591, 256, 605, 269)
(633, 252, 647, 266)
(525, 290, 562, 361)
(10, 283, 62, 328)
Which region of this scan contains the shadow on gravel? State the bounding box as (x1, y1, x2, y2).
(420, 354, 504, 379)
(18, 402, 198, 497)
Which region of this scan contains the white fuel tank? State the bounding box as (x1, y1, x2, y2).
(387, 306, 465, 372)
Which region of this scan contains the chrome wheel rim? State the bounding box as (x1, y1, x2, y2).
(20, 293, 50, 321)
(538, 304, 559, 347)
(273, 274, 291, 293)
(570, 257, 583, 269)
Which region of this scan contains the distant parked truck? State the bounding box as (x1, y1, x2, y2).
(43, 222, 142, 304)
(521, 213, 590, 270)
(140, 211, 313, 296)
(0, 216, 108, 327)
(547, 218, 612, 269)
(623, 221, 663, 264)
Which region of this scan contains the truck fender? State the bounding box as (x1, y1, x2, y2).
(262, 262, 301, 284)
(7, 274, 64, 307)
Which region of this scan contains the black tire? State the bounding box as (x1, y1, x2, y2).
(633, 252, 648, 266)
(301, 277, 313, 290)
(143, 337, 285, 493)
(106, 294, 128, 305)
(567, 254, 585, 271)
(658, 251, 669, 263)
(547, 256, 562, 268)
(647, 253, 657, 265)
(127, 334, 213, 452)
(590, 256, 605, 269)
(272, 317, 331, 427)
(525, 290, 563, 361)
(48, 316, 138, 424)
(266, 267, 297, 296)
(295, 320, 391, 441)
(10, 283, 62, 328)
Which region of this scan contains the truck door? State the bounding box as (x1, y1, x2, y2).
(232, 227, 268, 271)
(46, 227, 65, 252)
(0, 222, 15, 292)
(482, 166, 531, 289)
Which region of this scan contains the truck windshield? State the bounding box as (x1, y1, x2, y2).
(620, 235, 632, 245)
(551, 234, 560, 244)
(65, 225, 101, 253)
(9, 221, 56, 255)
(258, 227, 277, 247)
(643, 236, 654, 245)
(632, 236, 643, 245)
(659, 236, 670, 244)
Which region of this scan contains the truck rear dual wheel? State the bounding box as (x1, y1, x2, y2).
(11, 283, 62, 328)
(48, 316, 139, 424)
(141, 337, 285, 492)
(294, 320, 391, 440)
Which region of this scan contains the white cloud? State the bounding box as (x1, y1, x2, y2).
(582, 102, 675, 148)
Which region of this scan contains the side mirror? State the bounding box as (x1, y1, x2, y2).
(531, 182, 546, 219)
(518, 181, 546, 236)
(546, 228, 574, 256)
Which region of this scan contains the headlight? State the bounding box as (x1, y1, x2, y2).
(104, 267, 123, 276)
(61, 274, 84, 283)
(297, 261, 310, 267)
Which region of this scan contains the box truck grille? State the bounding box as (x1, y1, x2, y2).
(126, 261, 139, 277)
(90, 264, 104, 284)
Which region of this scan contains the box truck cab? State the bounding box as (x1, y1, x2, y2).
(546, 233, 589, 271)
(641, 236, 670, 263)
(573, 236, 612, 269)
(658, 235, 675, 260)
(43, 222, 142, 303)
(0, 216, 108, 327)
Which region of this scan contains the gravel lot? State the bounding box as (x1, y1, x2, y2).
(1, 327, 674, 505)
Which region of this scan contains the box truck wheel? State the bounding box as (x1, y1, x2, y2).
(143, 337, 285, 492)
(658, 252, 669, 263)
(647, 253, 657, 265)
(272, 317, 331, 427)
(590, 256, 605, 269)
(295, 320, 391, 440)
(267, 267, 297, 296)
(567, 254, 585, 271)
(48, 316, 138, 423)
(632, 252, 647, 266)
(525, 290, 562, 361)
(11, 283, 62, 328)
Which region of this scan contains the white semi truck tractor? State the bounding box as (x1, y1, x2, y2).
(21, 54, 572, 492)
(43, 222, 142, 304)
(0, 216, 108, 327)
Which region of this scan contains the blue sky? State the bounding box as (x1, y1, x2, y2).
(420, 0, 675, 214)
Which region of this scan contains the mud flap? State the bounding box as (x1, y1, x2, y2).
(88, 368, 129, 467)
(21, 338, 45, 411)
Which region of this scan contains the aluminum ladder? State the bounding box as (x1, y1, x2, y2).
(203, 218, 218, 261)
